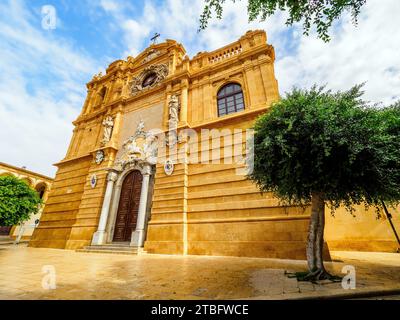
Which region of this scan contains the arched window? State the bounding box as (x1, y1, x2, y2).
(217, 83, 245, 116)
(36, 184, 46, 200)
(142, 72, 158, 88)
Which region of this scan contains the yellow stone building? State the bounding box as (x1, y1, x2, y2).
(0, 162, 53, 240)
(29, 30, 400, 257)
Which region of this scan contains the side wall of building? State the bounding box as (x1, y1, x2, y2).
(30, 111, 108, 248)
(145, 119, 313, 259)
(0, 163, 53, 240)
(325, 204, 400, 253)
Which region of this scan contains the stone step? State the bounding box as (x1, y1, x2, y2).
(77, 244, 139, 255)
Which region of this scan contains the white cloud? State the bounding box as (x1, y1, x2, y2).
(99, 0, 121, 13)
(0, 0, 98, 176)
(275, 0, 400, 105)
(97, 0, 289, 61)
(101, 0, 399, 106)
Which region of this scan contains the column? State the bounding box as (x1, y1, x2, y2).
(91, 170, 118, 245)
(130, 165, 151, 247)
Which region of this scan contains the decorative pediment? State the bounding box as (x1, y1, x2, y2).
(142, 48, 163, 64)
(126, 47, 167, 69)
(114, 121, 159, 171)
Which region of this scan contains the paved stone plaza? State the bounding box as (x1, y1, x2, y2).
(0, 244, 399, 300)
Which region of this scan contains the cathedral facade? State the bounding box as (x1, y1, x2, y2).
(29, 30, 400, 258)
(30, 30, 313, 259)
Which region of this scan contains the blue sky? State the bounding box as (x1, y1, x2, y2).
(0, 0, 399, 176)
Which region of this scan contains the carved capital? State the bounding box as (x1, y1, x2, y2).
(142, 164, 152, 176)
(107, 171, 118, 182)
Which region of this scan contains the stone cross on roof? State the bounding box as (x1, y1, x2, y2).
(151, 32, 160, 45)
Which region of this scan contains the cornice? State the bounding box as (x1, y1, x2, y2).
(54, 153, 92, 167)
(0, 162, 54, 181)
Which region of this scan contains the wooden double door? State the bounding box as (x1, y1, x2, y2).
(113, 170, 143, 242)
(0, 226, 12, 236)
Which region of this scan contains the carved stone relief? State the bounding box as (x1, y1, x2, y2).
(95, 150, 105, 164)
(114, 121, 159, 172)
(130, 64, 168, 96)
(142, 49, 162, 64)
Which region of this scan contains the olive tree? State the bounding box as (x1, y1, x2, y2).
(248, 85, 400, 280)
(200, 0, 366, 42)
(0, 176, 42, 227)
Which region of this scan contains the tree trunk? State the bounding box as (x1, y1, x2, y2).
(304, 192, 331, 280)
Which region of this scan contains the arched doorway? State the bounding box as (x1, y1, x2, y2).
(113, 170, 143, 242)
(35, 183, 47, 200)
(0, 226, 12, 236)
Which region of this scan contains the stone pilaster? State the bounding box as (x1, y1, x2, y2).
(130, 165, 152, 247)
(91, 170, 118, 245)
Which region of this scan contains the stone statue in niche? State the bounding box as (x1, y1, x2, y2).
(166, 95, 180, 147)
(101, 116, 114, 146)
(168, 95, 180, 131)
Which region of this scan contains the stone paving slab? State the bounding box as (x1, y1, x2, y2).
(246, 286, 400, 300)
(0, 245, 399, 300)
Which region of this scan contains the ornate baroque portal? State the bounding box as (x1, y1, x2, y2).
(91, 121, 158, 247)
(112, 170, 143, 242)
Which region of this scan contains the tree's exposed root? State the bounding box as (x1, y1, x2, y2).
(285, 269, 342, 284)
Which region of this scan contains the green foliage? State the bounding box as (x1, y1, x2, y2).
(200, 0, 366, 42)
(248, 85, 400, 212)
(0, 176, 42, 226)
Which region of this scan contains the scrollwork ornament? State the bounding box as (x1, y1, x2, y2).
(130, 64, 169, 96)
